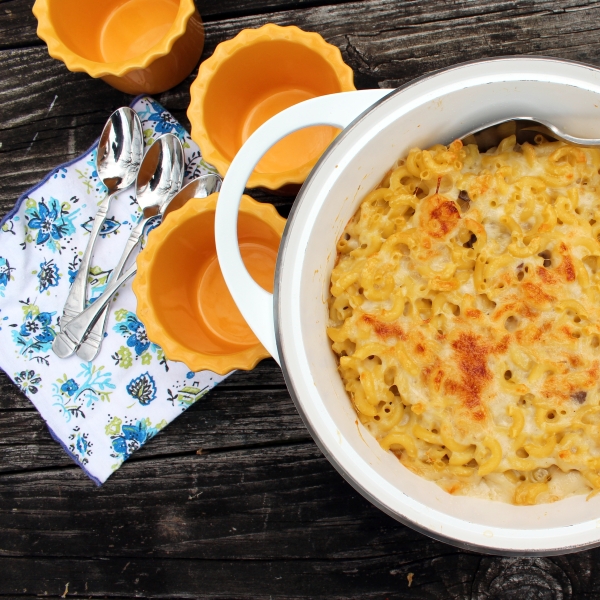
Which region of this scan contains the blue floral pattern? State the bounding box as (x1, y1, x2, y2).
(0, 257, 13, 287)
(24, 197, 79, 253)
(139, 98, 188, 140)
(67, 255, 80, 285)
(61, 378, 79, 396)
(111, 309, 167, 370)
(14, 369, 42, 394)
(10, 301, 57, 358)
(0, 257, 14, 297)
(87, 265, 112, 305)
(52, 363, 115, 421)
(108, 416, 164, 461)
(125, 313, 150, 355)
(69, 426, 93, 464)
(28, 199, 62, 243)
(37, 258, 60, 292)
(126, 372, 157, 405)
(0, 309, 8, 332)
(0, 96, 229, 484)
(82, 216, 121, 237)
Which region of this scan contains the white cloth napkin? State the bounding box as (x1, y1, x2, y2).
(0, 96, 230, 484)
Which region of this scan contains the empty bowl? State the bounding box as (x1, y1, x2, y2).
(188, 23, 355, 190)
(133, 193, 286, 374)
(33, 0, 204, 94)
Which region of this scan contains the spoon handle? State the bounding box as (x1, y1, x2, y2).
(54, 264, 138, 358)
(75, 215, 151, 361)
(52, 189, 114, 358)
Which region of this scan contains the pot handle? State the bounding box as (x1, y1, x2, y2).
(215, 89, 392, 364)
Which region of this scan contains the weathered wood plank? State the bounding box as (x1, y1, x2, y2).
(1, 553, 597, 600)
(217, 358, 286, 388)
(0, 444, 598, 598)
(198, 0, 360, 20)
(0, 0, 41, 50)
(0, 443, 439, 561)
(0, 410, 70, 471)
(0, 555, 446, 599)
(195, 0, 600, 91)
(0, 47, 131, 221)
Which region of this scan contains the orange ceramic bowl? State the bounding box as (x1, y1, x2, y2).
(188, 23, 355, 190)
(33, 0, 204, 94)
(133, 193, 286, 375)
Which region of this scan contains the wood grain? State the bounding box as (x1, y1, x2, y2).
(0, 0, 40, 50)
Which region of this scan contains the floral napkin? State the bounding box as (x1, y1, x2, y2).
(0, 96, 230, 484)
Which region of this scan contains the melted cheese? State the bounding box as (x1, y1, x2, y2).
(327, 136, 600, 505)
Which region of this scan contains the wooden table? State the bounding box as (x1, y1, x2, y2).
(3, 1, 600, 597)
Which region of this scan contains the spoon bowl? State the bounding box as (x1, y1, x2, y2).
(136, 133, 186, 217)
(97, 107, 144, 192)
(162, 173, 222, 219)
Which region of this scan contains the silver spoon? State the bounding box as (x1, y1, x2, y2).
(460, 116, 600, 150)
(59, 172, 221, 359)
(52, 107, 143, 358)
(74, 133, 186, 361)
(161, 173, 222, 219)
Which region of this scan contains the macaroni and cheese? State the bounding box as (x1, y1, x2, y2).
(327, 133, 600, 505)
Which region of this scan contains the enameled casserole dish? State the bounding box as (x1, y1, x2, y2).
(215, 57, 600, 554)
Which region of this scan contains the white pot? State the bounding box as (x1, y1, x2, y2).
(215, 57, 600, 555)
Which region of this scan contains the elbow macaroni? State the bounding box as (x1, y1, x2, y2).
(328, 135, 600, 505)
